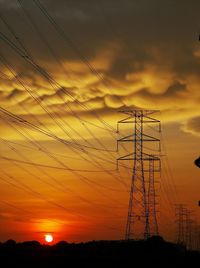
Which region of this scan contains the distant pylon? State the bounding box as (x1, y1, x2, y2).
(185, 210, 194, 250)
(175, 204, 187, 245)
(117, 110, 161, 240)
(148, 158, 159, 236)
(195, 225, 200, 251)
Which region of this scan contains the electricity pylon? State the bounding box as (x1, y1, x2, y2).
(148, 158, 159, 236)
(185, 210, 194, 250)
(117, 110, 161, 240)
(175, 204, 187, 245)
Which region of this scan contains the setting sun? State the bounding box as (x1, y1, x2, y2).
(45, 234, 53, 243)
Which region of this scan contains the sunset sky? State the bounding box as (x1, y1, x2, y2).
(0, 0, 200, 243)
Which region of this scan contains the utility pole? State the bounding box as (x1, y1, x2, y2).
(117, 110, 161, 240)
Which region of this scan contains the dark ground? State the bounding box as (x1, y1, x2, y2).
(0, 236, 199, 267)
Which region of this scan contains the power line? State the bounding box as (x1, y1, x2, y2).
(0, 114, 126, 198)
(0, 155, 117, 173)
(0, 46, 128, 189)
(0, 11, 116, 133)
(0, 20, 131, 188)
(0, 170, 85, 218)
(16, 0, 121, 146)
(31, 0, 125, 127)
(0, 106, 129, 191)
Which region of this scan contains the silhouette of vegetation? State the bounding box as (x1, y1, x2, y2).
(0, 236, 199, 267)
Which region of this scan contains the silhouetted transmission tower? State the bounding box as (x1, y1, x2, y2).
(175, 204, 187, 245)
(117, 110, 161, 240)
(148, 157, 159, 237)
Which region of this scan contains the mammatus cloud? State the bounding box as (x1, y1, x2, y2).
(182, 116, 200, 136)
(0, 0, 200, 132)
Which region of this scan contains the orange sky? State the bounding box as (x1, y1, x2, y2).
(0, 0, 200, 243)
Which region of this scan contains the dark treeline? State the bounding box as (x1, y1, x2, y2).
(0, 236, 200, 267)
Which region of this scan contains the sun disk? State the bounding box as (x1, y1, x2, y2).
(45, 234, 53, 243)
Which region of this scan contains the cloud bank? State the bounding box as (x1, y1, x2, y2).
(0, 0, 200, 134)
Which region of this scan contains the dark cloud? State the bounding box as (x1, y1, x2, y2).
(7, 88, 23, 98)
(163, 82, 187, 97)
(183, 116, 200, 136)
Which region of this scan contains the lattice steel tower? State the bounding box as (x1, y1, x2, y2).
(175, 204, 187, 245)
(148, 158, 159, 237)
(117, 110, 161, 240)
